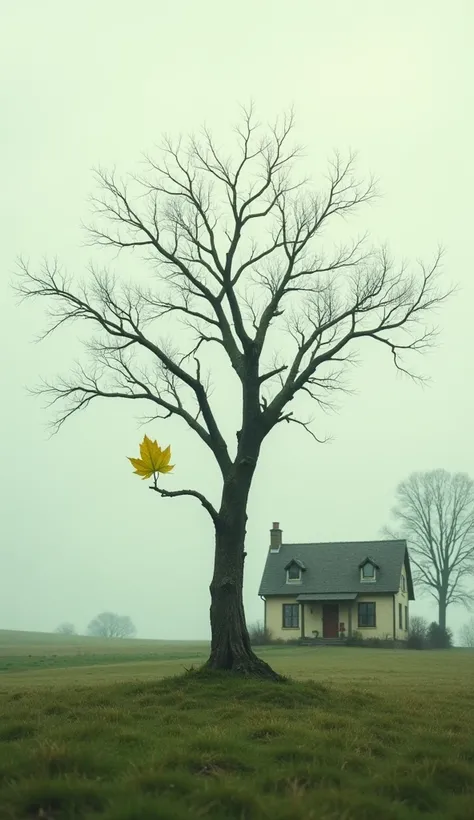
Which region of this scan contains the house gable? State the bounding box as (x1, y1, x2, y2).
(403, 550, 415, 599)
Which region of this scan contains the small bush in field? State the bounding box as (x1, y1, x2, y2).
(427, 622, 453, 649)
(406, 615, 428, 649)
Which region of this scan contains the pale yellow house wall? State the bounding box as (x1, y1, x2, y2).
(354, 593, 394, 639)
(303, 603, 350, 638)
(265, 593, 351, 641)
(394, 565, 409, 640)
(265, 596, 300, 641)
(265, 593, 406, 641)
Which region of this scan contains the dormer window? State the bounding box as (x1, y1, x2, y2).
(287, 564, 301, 582)
(284, 558, 306, 584)
(359, 557, 379, 583)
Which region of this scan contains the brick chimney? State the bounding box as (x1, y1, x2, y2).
(270, 521, 282, 552)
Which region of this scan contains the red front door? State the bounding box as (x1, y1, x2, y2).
(322, 604, 339, 638)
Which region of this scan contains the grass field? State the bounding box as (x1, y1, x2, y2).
(1, 631, 474, 819)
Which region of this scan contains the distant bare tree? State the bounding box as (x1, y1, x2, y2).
(87, 612, 136, 638)
(386, 470, 474, 630)
(406, 615, 428, 649)
(248, 620, 273, 646)
(16, 106, 449, 679)
(55, 622, 76, 635)
(459, 618, 474, 648)
(408, 615, 428, 638)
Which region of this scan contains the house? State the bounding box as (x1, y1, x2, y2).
(258, 522, 414, 642)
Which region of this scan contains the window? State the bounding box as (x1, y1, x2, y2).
(405, 606, 408, 631)
(399, 603, 403, 629)
(360, 562, 376, 582)
(358, 602, 376, 627)
(282, 604, 299, 629)
(401, 575, 406, 593)
(285, 559, 306, 584)
(287, 564, 301, 582)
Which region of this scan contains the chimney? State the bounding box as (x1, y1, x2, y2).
(270, 521, 282, 552)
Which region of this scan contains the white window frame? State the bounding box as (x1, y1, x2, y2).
(286, 565, 302, 583)
(360, 562, 376, 583)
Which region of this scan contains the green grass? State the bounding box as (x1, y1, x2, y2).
(0, 629, 210, 680)
(1, 631, 474, 819)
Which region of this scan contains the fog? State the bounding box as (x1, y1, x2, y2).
(1, 0, 472, 642)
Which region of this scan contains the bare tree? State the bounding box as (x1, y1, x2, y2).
(87, 612, 136, 638)
(16, 107, 449, 679)
(408, 615, 428, 638)
(459, 618, 474, 648)
(386, 470, 474, 630)
(55, 622, 76, 635)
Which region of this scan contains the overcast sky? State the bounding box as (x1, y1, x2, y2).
(1, 0, 472, 642)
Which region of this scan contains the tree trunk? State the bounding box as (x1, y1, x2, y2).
(438, 592, 447, 631)
(203, 468, 282, 681)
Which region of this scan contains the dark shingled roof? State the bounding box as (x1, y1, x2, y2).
(258, 539, 414, 600)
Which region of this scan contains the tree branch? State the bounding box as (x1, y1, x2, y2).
(260, 246, 449, 430)
(15, 261, 233, 477)
(276, 411, 331, 444)
(150, 484, 218, 524)
(16, 107, 452, 498)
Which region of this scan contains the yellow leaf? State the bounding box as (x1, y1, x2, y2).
(140, 434, 163, 472)
(128, 435, 175, 480)
(127, 457, 154, 479)
(159, 444, 172, 467)
(159, 464, 174, 473)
